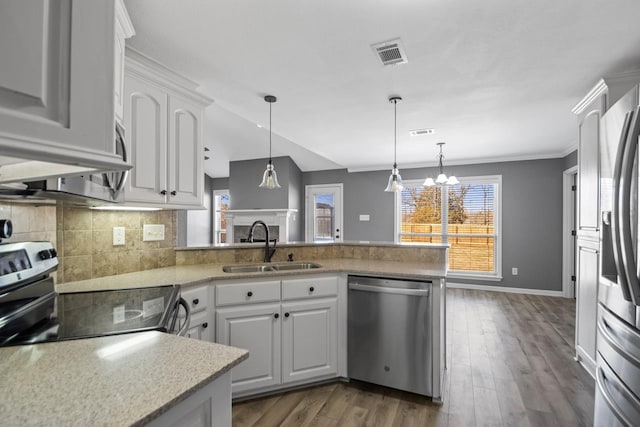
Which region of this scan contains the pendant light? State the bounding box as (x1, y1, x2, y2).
(423, 142, 459, 186)
(259, 95, 281, 189)
(384, 96, 403, 192)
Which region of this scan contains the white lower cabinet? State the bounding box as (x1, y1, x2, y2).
(214, 275, 341, 397)
(281, 298, 337, 384)
(575, 239, 599, 377)
(216, 303, 281, 394)
(181, 284, 214, 342)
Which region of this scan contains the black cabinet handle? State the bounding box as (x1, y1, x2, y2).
(309, 286, 315, 292)
(285, 312, 290, 318)
(170, 190, 177, 196)
(274, 313, 279, 319)
(247, 291, 253, 297)
(202, 322, 208, 329)
(192, 298, 199, 305)
(160, 190, 167, 195)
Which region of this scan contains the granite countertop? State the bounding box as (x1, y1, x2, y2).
(0, 331, 248, 427)
(56, 258, 447, 293)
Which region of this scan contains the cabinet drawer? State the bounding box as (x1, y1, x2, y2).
(216, 280, 281, 306)
(282, 277, 338, 300)
(181, 285, 209, 313)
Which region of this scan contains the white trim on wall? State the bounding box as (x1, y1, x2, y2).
(447, 282, 564, 297)
(562, 166, 578, 298)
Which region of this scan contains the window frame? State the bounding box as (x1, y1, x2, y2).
(394, 175, 502, 281)
(213, 189, 230, 245)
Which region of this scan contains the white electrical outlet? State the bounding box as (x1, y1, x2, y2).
(113, 305, 125, 324)
(512, 267, 519, 275)
(113, 227, 125, 246)
(142, 297, 165, 318)
(143, 224, 165, 242)
(359, 214, 370, 221)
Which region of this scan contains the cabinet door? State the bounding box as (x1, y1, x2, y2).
(124, 74, 168, 204)
(0, 1, 125, 171)
(216, 303, 281, 393)
(576, 241, 599, 376)
(577, 99, 604, 235)
(186, 311, 213, 342)
(281, 298, 338, 384)
(167, 95, 204, 206)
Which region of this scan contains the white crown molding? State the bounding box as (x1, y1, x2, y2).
(447, 282, 564, 297)
(572, 78, 608, 115)
(560, 143, 578, 157)
(347, 151, 571, 173)
(125, 47, 214, 106)
(116, 0, 136, 38)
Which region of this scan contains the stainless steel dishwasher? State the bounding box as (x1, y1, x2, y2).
(348, 275, 432, 396)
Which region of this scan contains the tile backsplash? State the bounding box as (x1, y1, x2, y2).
(57, 208, 177, 283)
(0, 202, 179, 283)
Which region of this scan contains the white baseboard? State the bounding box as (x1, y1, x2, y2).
(447, 282, 564, 297)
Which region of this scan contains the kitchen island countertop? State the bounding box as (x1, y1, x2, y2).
(56, 258, 447, 293)
(0, 331, 248, 427)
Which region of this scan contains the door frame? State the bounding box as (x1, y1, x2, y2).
(305, 183, 344, 243)
(562, 165, 578, 298)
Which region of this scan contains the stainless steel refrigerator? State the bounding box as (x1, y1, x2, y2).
(597, 84, 640, 425)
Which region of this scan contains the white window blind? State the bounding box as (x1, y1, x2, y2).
(397, 175, 501, 277)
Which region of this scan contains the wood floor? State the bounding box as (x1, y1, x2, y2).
(232, 289, 595, 427)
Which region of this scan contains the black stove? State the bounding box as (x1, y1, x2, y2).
(0, 241, 187, 347)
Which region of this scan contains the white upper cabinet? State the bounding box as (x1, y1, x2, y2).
(0, 0, 134, 183)
(123, 48, 212, 208)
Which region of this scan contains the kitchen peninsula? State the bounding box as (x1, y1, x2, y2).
(54, 242, 449, 405)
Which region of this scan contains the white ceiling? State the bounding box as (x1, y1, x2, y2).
(124, 0, 640, 178)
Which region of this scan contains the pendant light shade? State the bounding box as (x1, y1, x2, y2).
(259, 95, 281, 189)
(424, 142, 458, 186)
(384, 96, 403, 192)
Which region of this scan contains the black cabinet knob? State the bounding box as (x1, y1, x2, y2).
(309, 286, 315, 292)
(170, 190, 177, 196)
(285, 312, 290, 318)
(193, 298, 199, 305)
(160, 190, 167, 195)
(274, 313, 279, 319)
(247, 291, 253, 297)
(202, 322, 208, 329)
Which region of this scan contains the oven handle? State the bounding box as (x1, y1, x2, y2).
(169, 298, 191, 336)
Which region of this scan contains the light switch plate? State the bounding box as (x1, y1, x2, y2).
(359, 214, 370, 221)
(143, 224, 165, 242)
(113, 305, 125, 324)
(113, 227, 125, 246)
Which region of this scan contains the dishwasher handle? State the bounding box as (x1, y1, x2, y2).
(348, 282, 430, 297)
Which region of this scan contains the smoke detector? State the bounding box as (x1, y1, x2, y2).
(409, 128, 435, 136)
(371, 38, 408, 66)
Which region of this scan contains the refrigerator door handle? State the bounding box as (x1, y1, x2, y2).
(612, 110, 635, 302)
(618, 106, 640, 304)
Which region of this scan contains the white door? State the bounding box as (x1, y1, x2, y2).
(305, 184, 343, 242)
(281, 298, 338, 384)
(216, 303, 281, 394)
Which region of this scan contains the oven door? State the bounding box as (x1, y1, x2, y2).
(0, 276, 55, 342)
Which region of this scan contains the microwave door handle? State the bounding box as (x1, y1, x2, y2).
(618, 106, 640, 304)
(612, 110, 633, 301)
(112, 123, 129, 197)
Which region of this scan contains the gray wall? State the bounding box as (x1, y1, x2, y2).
(211, 177, 229, 190)
(563, 150, 578, 170)
(304, 158, 567, 292)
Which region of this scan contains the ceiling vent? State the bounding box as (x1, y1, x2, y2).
(371, 38, 408, 66)
(409, 128, 435, 136)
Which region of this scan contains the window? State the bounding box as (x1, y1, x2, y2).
(213, 190, 230, 244)
(396, 175, 502, 279)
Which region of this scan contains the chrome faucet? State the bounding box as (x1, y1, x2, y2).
(247, 220, 276, 262)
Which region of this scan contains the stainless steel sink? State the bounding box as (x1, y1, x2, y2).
(222, 262, 321, 273)
(271, 262, 321, 271)
(222, 264, 274, 273)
